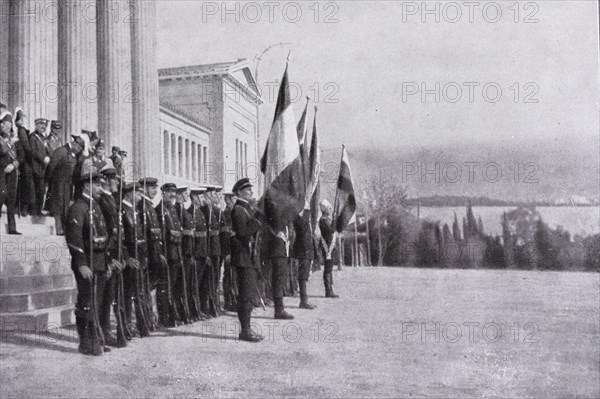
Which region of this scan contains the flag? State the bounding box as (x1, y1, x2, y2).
(333, 145, 356, 233)
(296, 96, 310, 194)
(308, 108, 321, 231)
(259, 64, 305, 232)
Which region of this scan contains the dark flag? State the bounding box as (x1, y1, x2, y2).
(259, 63, 305, 232)
(297, 96, 310, 194)
(308, 107, 321, 232)
(333, 145, 356, 233)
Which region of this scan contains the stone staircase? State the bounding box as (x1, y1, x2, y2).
(1, 215, 75, 332)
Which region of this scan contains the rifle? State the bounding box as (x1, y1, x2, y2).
(113, 172, 129, 345)
(132, 184, 150, 336)
(176, 203, 191, 324)
(88, 173, 105, 352)
(141, 179, 155, 331)
(161, 200, 179, 326)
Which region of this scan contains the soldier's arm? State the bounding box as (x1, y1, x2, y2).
(30, 141, 47, 163)
(65, 204, 88, 270)
(18, 128, 32, 155)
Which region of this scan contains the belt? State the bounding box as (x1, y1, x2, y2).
(170, 230, 182, 238)
(220, 226, 231, 233)
(209, 230, 219, 236)
(136, 239, 146, 245)
(150, 228, 161, 239)
(182, 229, 194, 236)
(194, 231, 207, 238)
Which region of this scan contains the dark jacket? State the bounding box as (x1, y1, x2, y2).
(141, 197, 162, 263)
(45, 144, 77, 216)
(231, 199, 262, 269)
(219, 208, 232, 256)
(319, 216, 339, 263)
(29, 130, 49, 178)
(123, 198, 145, 260)
(65, 195, 109, 272)
(156, 201, 183, 261)
(188, 204, 208, 258)
(176, 202, 194, 258)
(202, 204, 222, 257)
(292, 212, 314, 260)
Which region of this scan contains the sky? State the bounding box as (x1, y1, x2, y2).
(156, 1, 599, 153)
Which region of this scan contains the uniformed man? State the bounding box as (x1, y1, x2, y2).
(110, 146, 122, 176)
(47, 120, 63, 157)
(231, 178, 264, 342)
(202, 185, 224, 314)
(65, 172, 111, 356)
(14, 108, 35, 216)
(319, 199, 340, 298)
(96, 168, 128, 346)
(0, 112, 22, 234)
(156, 183, 189, 325)
(221, 192, 237, 312)
(138, 177, 163, 329)
(122, 181, 150, 337)
(188, 187, 211, 319)
(45, 135, 85, 235)
(176, 185, 200, 321)
(292, 208, 317, 309)
(29, 118, 50, 216)
(82, 138, 114, 174)
(263, 220, 295, 320)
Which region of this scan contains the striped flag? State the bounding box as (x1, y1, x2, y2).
(333, 145, 356, 233)
(308, 107, 321, 231)
(296, 96, 310, 195)
(259, 64, 305, 232)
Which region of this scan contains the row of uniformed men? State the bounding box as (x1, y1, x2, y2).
(65, 172, 340, 354)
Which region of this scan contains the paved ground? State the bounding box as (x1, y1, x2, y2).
(1, 267, 599, 398)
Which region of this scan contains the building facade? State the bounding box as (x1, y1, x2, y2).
(158, 60, 262, 193)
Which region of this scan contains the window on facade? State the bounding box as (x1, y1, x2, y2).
(244, 143, 248, 177)
(235, 139, 239, 180)
(203, 146, 208, 183)
(163, 130, 169, 174)
(170, 133, 176, 175)
(185, 139, 190, 180)
(178, 137, 183, 177)
(192, 142, 197, 181)
(198, 144, 202, 182)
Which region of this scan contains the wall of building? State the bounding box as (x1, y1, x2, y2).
(159, 107, 211, 187)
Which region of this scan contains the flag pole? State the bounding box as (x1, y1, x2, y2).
(333, 144, 344, 270)
(354, 218, 359, 267)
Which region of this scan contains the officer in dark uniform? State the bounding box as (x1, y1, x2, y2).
(47, 120, 63, 156)
(138, 177, 163, 328)
(156, 183, 189, 325)
(188, 187, 211, 318)
(202, 185, 224, 314)
(29, 118, 50, 216)
(292, 209, 317, 309)
(122, 181, 150, 337)
(0, 112, 22, 234)
(45, 135, 85, 235)
(263, 221, 295, 319)
(14, 108, 35, 216)
(221, 193, 237, 311)
(176, 185, 200, 321)
(65, 172, 110, 356)
(231, 178, 264, 342)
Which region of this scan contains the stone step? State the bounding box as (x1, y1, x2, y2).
(0, 234, 71, 277)
(0, 273, 74, 295)
(1, 214, 56, 236)
(0, 304, 75, 332)
(0, 287, 76, 313)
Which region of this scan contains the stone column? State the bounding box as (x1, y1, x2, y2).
(57, 0, 97, 139)
(96, 0, 133, 159)
(130, 0, 160, 179)
(7, 0, 58, 129)
(0, 0, 10, 103)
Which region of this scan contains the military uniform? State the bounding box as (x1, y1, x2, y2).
(29, 123, 49, 216)
(15, 118, 35, 215)
(188, 199, 211, 317)
(292, 211, 316, 309)
(156, 194, 189, 325)
(65, 175, 110, 356)
(176, 199, 200, 321)
(263, 225, 294, 319)
(319, 215, 340, 298)
(0, 133, 21, 234)
(202, 202, 223, 313)
(220, 205, 238, 310)
(122, 189, 150, 336)
(230, 180, 264, 342)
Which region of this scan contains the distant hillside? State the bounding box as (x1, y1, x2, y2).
(318, 138, 600, 205)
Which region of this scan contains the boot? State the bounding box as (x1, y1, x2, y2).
(324, 273, 339, 298)
(298, 280, 316, 309)
(274, 297, 294, 319)
(238, 302, 263, 342)
(76, 315, 103, 356)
